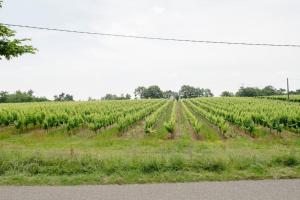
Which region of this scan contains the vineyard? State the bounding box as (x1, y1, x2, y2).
(0, 98, 299, 185)
(258, 95, 300, 103)
(0, 97, 299, 138)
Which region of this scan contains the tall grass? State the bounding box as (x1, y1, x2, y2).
(0, 151, 298, 177)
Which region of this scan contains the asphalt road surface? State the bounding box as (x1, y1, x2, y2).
(1, 179, 299, 200)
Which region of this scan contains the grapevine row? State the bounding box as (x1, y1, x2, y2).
(193, 98, 300, 133)
(181, 101, 201, 136)
(117, 101, 166, 132)
(164, 101, 177, 138)
(0, 100, 165, 133)
(144, 101, 171, 133)
(184, 100, 231, 137)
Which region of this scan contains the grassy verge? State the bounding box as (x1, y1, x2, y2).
(0, 147, 299, 185)
(0, 126, 299, 185)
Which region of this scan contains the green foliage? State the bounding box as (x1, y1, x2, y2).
(179, 85, 213, 98)
(273, 155, 299, 167)
(190, 97, 300, 134)
(258, 95, 300, 103)
(134, 85, 164, 99)
(144, 101, 170, 134)
(0, 90, 48, 103)
(0, 0, 36, 59)
(101, 93, 131, 100)
(181, 101, 202, 136)
(0, 6, 37, 60)
(0, 114, 300, 185)
(0, 147, 298, 184)
(0, 97, 299, 136)
(134, 86, 147, 99)
(135, 85, 212, 100)
(116, 101, 165, 132)
(220, 91, 234, 97)
(54, 93, 74, 101)
(163, 90, 179, 100)
(236, 86, 286, 97)
(185, 100, 230, 137)
(0, 99, 166, 132)
(163, 101, 177, 137)
(163, 121, 175, 133)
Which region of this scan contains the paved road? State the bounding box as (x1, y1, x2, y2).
(1, 179, 300, 200)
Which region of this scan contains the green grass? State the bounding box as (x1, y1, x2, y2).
(0, 125, 299, 185)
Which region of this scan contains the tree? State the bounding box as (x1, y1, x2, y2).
(179, 85, 213, 98)
(0, 1, 37, 60)
(144, 85, 163, 99)
(195, 88, 204, 97)
(54, 93, 74, 101)
(0, 91, 8, 103)
(134, 86, 146, 99)
(203, 89, 213, 97)
(134, 86, 163, 99)
(236, 86, 286, 97)
(261, 85, 278, 96)
(236, 87, 261, 97)
(88, 97, 96, 101)
(101, 94, 116, 100)
(64, 94, 74, 101)
(125, 94, 131, 99)
(163, 90, 178, 100)
(277, 88, 286, 95)
(101, 93, 131, 100)
(179, 85, 196, 98)
(221, 91, 234, 97)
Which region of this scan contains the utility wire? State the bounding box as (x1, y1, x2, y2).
(2, 23, 300, 48)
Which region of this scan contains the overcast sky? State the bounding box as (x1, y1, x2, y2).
(1, 0, 300, 99)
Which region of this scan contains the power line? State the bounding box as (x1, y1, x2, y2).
(2, 23, 300, 48)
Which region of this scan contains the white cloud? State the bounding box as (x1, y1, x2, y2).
(152, 6, 165, 15)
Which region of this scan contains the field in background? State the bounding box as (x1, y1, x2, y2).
(0, 98, 299, 185)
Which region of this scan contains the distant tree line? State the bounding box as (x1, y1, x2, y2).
(0, 90, 74, 103)
(134, 85, 213, 100)
(101, 93, 131, 100)
(4, 85, 297, 103)
(53, 92, 74, 101)
(0, 90, 48, 103)
(221, 85, 300, 97)
(290, 90, 300, 95)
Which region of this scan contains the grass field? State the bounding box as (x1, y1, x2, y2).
(0, 99, 299, 185)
